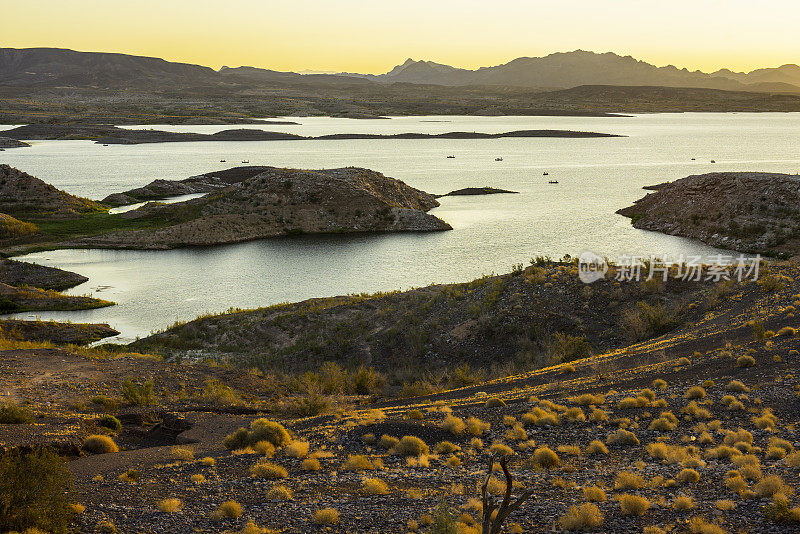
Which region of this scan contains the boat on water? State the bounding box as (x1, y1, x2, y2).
(242, 160, 249, 163)
(446, 155, 455, 159)
(495, 157, 503, 161)
(543, 172, 549, 176)
(220, 159, 227, 162)
(548, 180, 559, 184)
(710, 160, 716, 163)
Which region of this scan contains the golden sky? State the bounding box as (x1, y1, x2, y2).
(2, 0, 798, 73)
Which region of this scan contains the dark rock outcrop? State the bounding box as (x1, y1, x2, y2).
(0, 319, 118, 345)
(618, 172, 800, 256)
(0, 258, 88, 290)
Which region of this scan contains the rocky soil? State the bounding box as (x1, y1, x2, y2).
(2, 262, 800, 533)
(69, 167, 451, 249)
(618, 172, 800, 257)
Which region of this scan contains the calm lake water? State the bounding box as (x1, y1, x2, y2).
(1, 113, 799, 342)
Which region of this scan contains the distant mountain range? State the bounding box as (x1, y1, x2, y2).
(346, 51, 800, 93)
(2, 47, 799, 93)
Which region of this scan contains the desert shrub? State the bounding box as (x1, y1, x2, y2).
(441, 415, 466, 434)
(723, 428, 753, 447)
(754, 475, 791, 498)
(685, 386, 706, 400)
(190, 474, 205, 484)
(284, 441, 309, 458)
(649, 416, 676, 432)
(0, 401, 34, 424)
(82, 435, 118, 454)
(392, 436, 429, 456)
(785, 451, 800, 467)
(505, 424, 527, 441)
(0, 448, 73, 534)
(557, 445, 582, 456)
(752, 409, 778, 430)
(267, 485, 293, 500)
(585, 440, 608, 455)
(766, 446, 787, 460)
(589, 408, 609, 422)
(558, 503, 603, 530)
(362, 433, 376, 445)
(249, 459, 287, 478)
(673, 495, 695, 510)
(618, 397, 647, 409)
(489, 442, 514, 457)
(312, 508, 339, 525)
(301, 457, 321, 471)
(715, 499, 735, 511)
(434, 441, 461, 454)
(466, 417, 490, 436)
(484, 397, 506, 408)
(683, 401, 712, 419)
(726, 380, 749, 393)
(705, 445, 741, 460)
(564, 407, 586, 422)
(652, 379, 667, 390)
(157, 498, 182, 512)
(583, 485, 607, 502)
(739, 464, 762, 481)
(343, 454, 376, 471)
(253, 440, 276, 456)
(737, 355, 755, 368)
(616, 494, 650, 515)
(533, 446, 560, 468)
(250, 419, 291, 447)
(777, 326, 796, 337)
(212, 501, 242, 520)
(677, 468, 700, 484)
(406, 409, 424, 420)
(120, 378, 154, 405)
(362, 477, 390, 495)
(688, 517, 726, 534)
(606, 429, 639, 446)
(97, 415, 122, 432)
(171, 446, 194, 461)
(614, 471, 645, 490)
(89, 395, 119, 413)
(378, 434, 399, 449)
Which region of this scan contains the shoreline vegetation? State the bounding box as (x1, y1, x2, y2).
(1, 124, 623, 145)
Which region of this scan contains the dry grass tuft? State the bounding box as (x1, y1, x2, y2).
(616, 494, 650, 516)
(362, 477, 390, 495)
(157, 498, 182, 513)
(558, 503, 604, 530)
(313, 508, 340, 525)
(82, 435, 119, 454)
(249, 459, 287, 479)
(583, 485, 607, 502)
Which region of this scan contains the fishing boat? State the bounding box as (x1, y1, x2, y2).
(548, 180, 559, 184)
(446, 155, 455, 159)
(710, 160, 716, 163)
(242, 160, 249, 163)
(495, 157, 503, 161)
(220, 159, 226, 162)
(543, 172, 549, 176)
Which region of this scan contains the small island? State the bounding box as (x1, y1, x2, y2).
(436, 186, 519, 197)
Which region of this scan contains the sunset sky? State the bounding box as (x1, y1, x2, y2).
(3, 0, 798, 74)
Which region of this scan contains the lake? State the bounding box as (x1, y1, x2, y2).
(1, 113, 798, 342)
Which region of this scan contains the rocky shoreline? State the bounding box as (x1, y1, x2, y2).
(618, 172, 800, 257)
